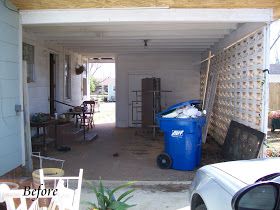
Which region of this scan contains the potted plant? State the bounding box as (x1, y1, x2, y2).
(86, 180, 136, 210)
(75, 65, 85, 75)
(269, 110, 280, 131)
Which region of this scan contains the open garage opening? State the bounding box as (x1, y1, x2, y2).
(88, 59, 116, 125)
(19, 8, 273, 180)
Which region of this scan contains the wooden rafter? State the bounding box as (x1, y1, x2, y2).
(9, 0, 279, 19)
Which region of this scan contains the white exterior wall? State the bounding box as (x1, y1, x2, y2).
(116, 53, 201, 127)
(108, 82, 116, 102)
(0, 1, 23, 175)
(23, 34, 89, 115)
(269, 75, 280, 83)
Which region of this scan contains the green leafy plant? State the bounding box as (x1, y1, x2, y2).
(87, 180, 136, 210)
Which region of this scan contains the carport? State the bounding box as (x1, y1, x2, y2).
(21, 8, 271, 129)
(0, 5, 274, 178)
(17, 8, 273, 179)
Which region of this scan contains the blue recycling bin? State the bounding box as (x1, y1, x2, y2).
(157, 100, 206, 171)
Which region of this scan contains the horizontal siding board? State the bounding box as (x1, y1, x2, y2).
(0, 116, 20, 139)
(0, 41, 19, 63)
(0, 61, 19, 79)
(0, 2, 19, 29)
(0, 0, 21, 176)
(0, 21, 18, 45)
(0, 79, 19, 98)
(0, 98, 18, 117)
(0, 133, 21, 157)
(0, 150, 21, 175)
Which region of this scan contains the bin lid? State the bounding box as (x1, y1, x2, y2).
(157, 99, 202, 117)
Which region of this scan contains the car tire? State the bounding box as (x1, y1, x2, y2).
(195, 204, 207, 210)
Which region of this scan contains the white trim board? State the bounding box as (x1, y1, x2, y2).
(20, 8, 273, 25)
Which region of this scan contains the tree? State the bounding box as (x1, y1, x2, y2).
(90, 77, 98, 94)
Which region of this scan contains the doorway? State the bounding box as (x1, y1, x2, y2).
(49, 53, 57, 115)
(88, 60, 116, 125)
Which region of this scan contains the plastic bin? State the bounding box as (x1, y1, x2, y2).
(157, 100, 206, 171)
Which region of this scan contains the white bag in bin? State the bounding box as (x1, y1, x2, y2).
(162, 105, 205, 119)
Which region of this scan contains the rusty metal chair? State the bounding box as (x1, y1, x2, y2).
(79, 101, 95, 130)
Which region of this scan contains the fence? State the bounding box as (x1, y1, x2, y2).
(269, 83, 280, 111)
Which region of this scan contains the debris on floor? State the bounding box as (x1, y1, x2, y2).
(162, 105, 206, 119)
(266, 130, 280, 157)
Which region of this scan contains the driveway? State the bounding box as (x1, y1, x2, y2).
(80, 180, 191, 210)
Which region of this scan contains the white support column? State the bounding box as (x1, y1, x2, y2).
(261, 24, 270, 134)
(20, 16, 33, 171)
(259, 24, 270, 158)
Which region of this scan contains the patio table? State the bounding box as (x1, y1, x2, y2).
(30, 120, 56, 153)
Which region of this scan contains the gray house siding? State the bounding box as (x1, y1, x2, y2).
(0, 1, 22, 175)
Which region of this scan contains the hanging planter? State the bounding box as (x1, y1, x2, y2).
(75, 65, 85, 75)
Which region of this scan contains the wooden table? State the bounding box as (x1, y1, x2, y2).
(30, 120, 56, 153)
(64, 111, 82, 127)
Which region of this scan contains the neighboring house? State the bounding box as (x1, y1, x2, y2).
(0, 0, 279, 176)
(95, 77, 116, 101)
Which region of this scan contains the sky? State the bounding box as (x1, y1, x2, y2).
(270, 20, 280, 64)
(88, 63, 115, 79)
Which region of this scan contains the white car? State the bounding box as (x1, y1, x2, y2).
(189, 158, 280, 210)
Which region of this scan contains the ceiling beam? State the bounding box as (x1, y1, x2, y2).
(54, 43, 214, 47)
(30, 29, 230, 38)
(74, 48, 205, 55)
(42, 37, 221, 42)
(23, 22, 239, 31)
(47, 39, 218, 44)
(20, 8, 273, 25)
(33, 34, 226, 40)
(65, 46, 209, 54)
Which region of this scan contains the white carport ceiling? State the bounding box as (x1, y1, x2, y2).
(21, 8, 272, 56)
(23, 22, 239, 54)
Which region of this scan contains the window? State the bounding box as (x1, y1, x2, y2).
(22, 43, 35, 83)
(104, 85, 108, 93)
(64, 55, 71, 99)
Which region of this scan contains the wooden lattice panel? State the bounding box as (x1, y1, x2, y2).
(203, 30, 265, 144)
(200, 61, 207, 100)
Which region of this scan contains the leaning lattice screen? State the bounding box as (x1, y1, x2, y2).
(201, 29, 265, 144)
(200, 61, 207, 100)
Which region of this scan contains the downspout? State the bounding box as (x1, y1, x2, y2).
(19, 16, 32, 172)
(260, 23, 271, 157)
(18, 17, 25, 167)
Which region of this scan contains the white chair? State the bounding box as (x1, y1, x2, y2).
(39, 169, 83, 210)
(0, 175, 83, 210)
(0, 183, 41, 210)
(31, 152, 65, 169)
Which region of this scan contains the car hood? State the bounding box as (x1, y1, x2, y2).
(211, 158, 280, 185)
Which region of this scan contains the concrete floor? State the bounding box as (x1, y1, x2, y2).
(47, 102, 194, 209)
(2, 103, 223, 210)
(48, 122, 195, 181)
(46, 102, 222, 181)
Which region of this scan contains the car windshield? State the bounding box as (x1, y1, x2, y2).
(255, 173, 280, 183)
